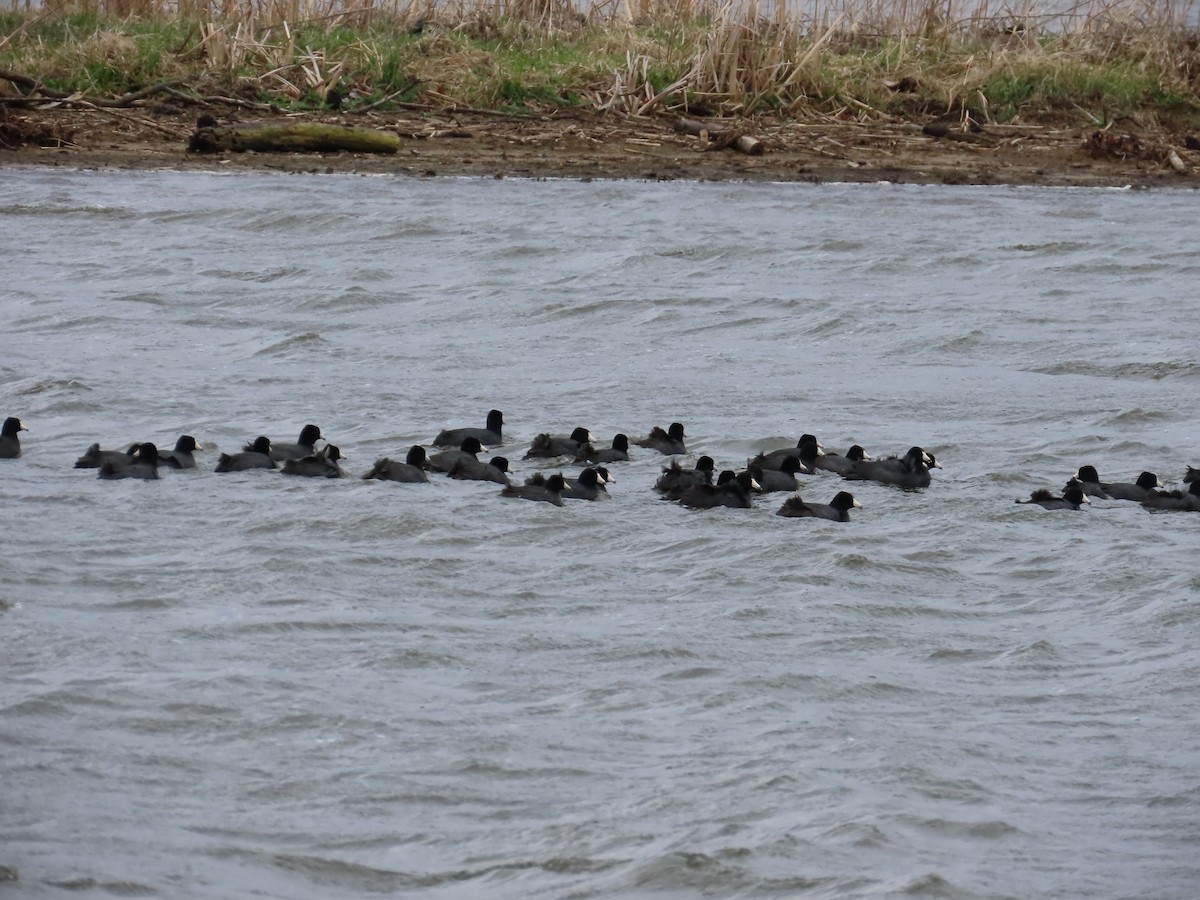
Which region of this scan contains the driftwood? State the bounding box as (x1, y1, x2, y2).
(189, 121, 400, 154)
(674, 117, 765, 155)
(0, 70, 181, 108)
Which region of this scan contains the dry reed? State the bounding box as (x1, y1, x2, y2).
(2, 0, 1198, 125)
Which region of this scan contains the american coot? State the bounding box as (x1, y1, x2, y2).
(678, 470, 759, 509)
(428, 437, 484, 473)
(1070, 465, 1110, 498)
(776, 491, 861, 521)
(216, 436, 277, 472)
(0, 416, 27, 459)
(1071, 466, 1161, 502)
(748, 434, 822, 473)
(1016, 483, 1090, 510)
(1142, 482, 1200, 512)
(813, 444, 870, 476)
(563, 467, 608, 500)
(575, 433, 630, 464)
(654, 456, 715, 497)
(634, 422, 686, 455)
(282, 445, 345, 478)
(363, 446, 430, 483)
(98, 442, 161, 480)
(157, 435, 203, 469)
(501, 472, 570, 505)
(524, 427, 594, 459)
(448, 455, 510, 484)
(75, 442, 139, 469)
(255, 424, 322, 462)
(433, 409, 504, 448)
(844, 446, 939, 488)
(748, 455, 804, 492)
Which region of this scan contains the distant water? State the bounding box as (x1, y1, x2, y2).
(3, 168, 1200, 899)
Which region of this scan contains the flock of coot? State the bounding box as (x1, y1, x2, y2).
(3, 411, 1197, 517)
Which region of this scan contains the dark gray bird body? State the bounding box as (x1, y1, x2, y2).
(75, 442, 138, 469)
(844, 446, 939, 488)
(0, 416, 27, 459)
(434, 409, 504, 448)
(501, 472, 569, 505)
(655, 456, 715, 498)
(216, 436, 277, 472)
(525, 427, 594, 459)
(634, 422, 686, 455)
(776, 491, 861, 521)
(1016, 483, 1089, 510)
(157, 435, 202, 469)
(576, 433, 629, 464)
(257, 424, 322, 462)
(364, 447, 430, 483)
(449, 456, 510, 484)
(428, 437, 484, 473)
(99, 442, 161, 480)
(282, 445, 345, 478)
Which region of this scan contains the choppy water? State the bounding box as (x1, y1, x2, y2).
(3, 168, 1199, 899)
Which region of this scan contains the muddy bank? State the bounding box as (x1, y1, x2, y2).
(3, 105, 1199, 187)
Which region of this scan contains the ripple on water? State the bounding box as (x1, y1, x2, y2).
(3, 171, 1198, 900)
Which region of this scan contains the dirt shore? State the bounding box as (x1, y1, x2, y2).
(3, 104, 1199, 187)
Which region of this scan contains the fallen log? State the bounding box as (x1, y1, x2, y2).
(674, 117, 765, 156)
(188, 121, 400, 154)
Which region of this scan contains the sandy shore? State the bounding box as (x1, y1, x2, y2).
(3, 105, 1199, 187)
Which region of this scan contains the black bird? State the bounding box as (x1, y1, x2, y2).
(216, 436, 277, 472)
(75, 442, 139, 469)
(1071, 466, 1161, 502)
(677, 470, 759, 509)
(1070, 465, 1110, 498)
(844, 446, 939, 488)
(813, 444, 870, 476)
(776, 491, 862, 521)
(448, 455, 510, 484)
(634, 422, 686, 455)
(575, 433, 630, 464)
(748, 434, 822, 473)
(654, 455, 715, 497)
(434, 409, 505, 448)
(98, 442, 161, 480)
(501, 472, 570, 505)
(563, 467, 608, 500)
(156, 435, 202, 469)
(282, 445, 345, 478)
(1142, 481, 1200, 512)
(428, 437, 484, 473)
(748, 455, 804, 492)
(524, 427, 594, 459)
(254, 424, 322, 462)
(1016, 482, 1090, 510)
(0, 416, 27, 459)
(363, 446, 430, 483)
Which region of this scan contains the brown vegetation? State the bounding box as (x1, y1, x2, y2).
(3, 0, 1200, 185)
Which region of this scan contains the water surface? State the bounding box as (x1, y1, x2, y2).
(3, 169, 1199, 898)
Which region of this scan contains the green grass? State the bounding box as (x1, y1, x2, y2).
(2, 7, 1199, 128)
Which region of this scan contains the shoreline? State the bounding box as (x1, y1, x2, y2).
(4, 106, 1199, 188)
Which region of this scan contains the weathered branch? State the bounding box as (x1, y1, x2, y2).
(189, 120, 400, 154)
(674, 117, 765, 155)
(0, 70, 181, 108)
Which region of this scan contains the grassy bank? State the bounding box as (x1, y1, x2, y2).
(2, 0, 1200, 130)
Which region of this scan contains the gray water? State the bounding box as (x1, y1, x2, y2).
(2, 169, 1199, 899)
